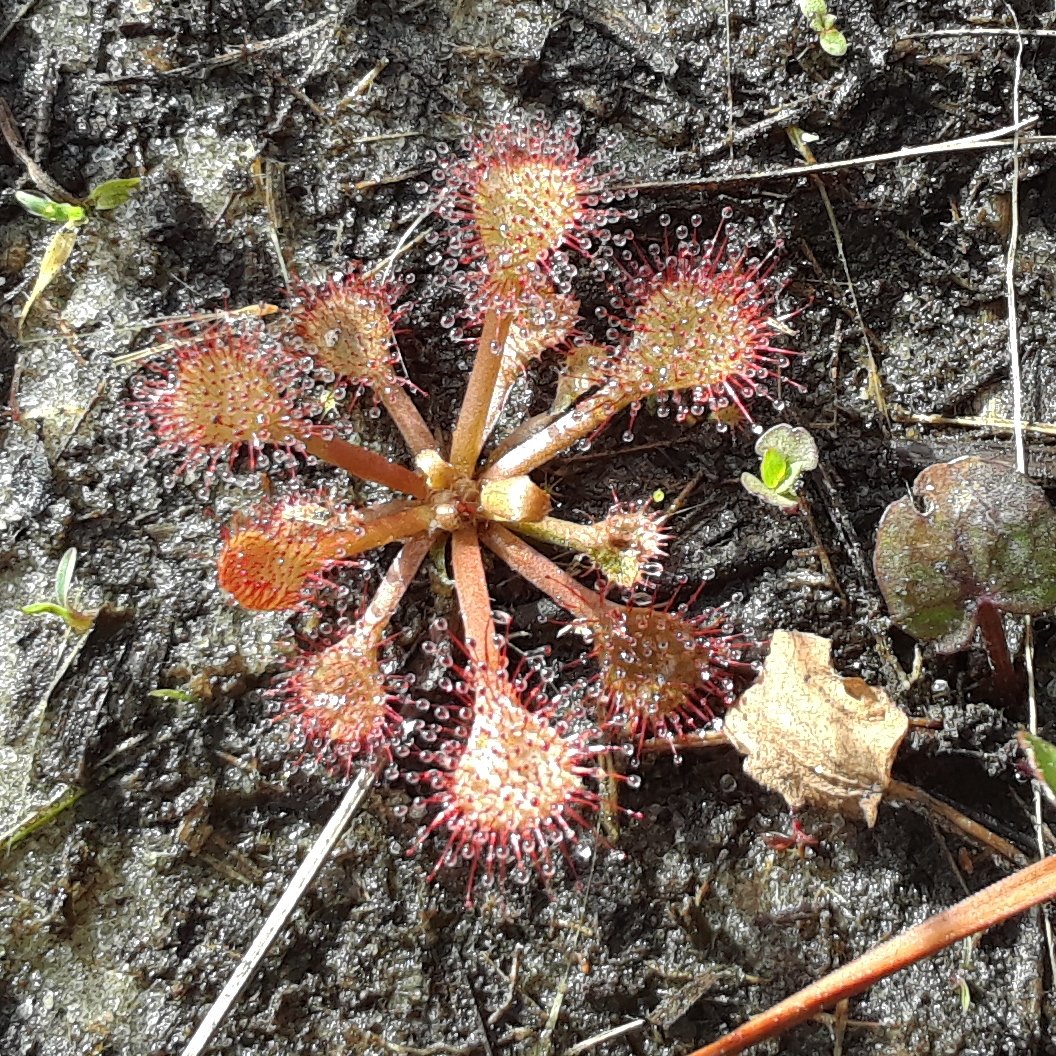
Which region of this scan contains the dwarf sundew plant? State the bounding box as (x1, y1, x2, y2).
(133, 114, 793, 903)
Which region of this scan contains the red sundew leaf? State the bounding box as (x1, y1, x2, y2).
(437, 118, 624, 310)
(516, 499, 670, 589)
(286, 268, 404, 392)
(588, 600, 745, 749)
(217, 497, 362, 611)
(589, 499, 670, 588)
(279, 627, 403, 771)
(135, 324, 313, 469)
(410, 661, 605, 904)
(485, 291, 582, 432)
(605, 236, 789, 420)
(504, 293, 580, 369)
(874, 456, 1056, 652)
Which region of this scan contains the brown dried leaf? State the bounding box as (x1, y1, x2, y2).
(19, 222, 80, 335)
(724, 630, 908, 826)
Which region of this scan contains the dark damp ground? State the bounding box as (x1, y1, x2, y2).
(1, 1, 1055, 1053)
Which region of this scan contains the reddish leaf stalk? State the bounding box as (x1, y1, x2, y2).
(974, 599, 1020, 705)
(688, 854, 1056, 1056)
(360, 534, 435, 639)
(482, 524, 604, 621)
(449, 309, 513, 472)
(482, 389, 618, 481)
(513, 514, 611, 556)
(302, 433, 428, 499)
(348, 502, 434, 553)
(450, 525, 501, 671)
(511, 505, 667, 587)
(377, 383, 436, 458)
(480, 294, 580, 439)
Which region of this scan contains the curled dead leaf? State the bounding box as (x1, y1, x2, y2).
(19, 221, 80, 335)
(724, 630, 908, 825)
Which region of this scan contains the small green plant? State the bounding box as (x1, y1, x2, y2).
(1019, 730, 1056, 805)
(740, 423, 818, 511)
(14, 176, 141, 333)
(146, 688, 198, 703)
(798, 0, 848, 57)
(21, 547, 99, 635)
(873, 456, 1056, 703)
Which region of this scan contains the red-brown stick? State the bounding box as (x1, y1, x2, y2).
(688, 853, 1056, 1056)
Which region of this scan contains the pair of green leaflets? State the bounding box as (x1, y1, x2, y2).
(798, 0, 848, 57)
(14, 176, 140, 334)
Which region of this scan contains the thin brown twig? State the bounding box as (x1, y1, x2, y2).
(797, 496, 848, 608)
(485, 946, 522, 1027)
(352, 168, 431, 192)
(902, 27, 1056, 39)
(789, 127, 889, 428)
(0, 0, 38, 47)
(886, 780, 1026, 866)
(555, 437, 694, 466)
(664, 468, 709, 517)
(1004, 11, 1026, 473)
(1000, 0, 1056, 987)
(617, 117, 1037, 192)
(0, 96, 79, 204)
(95, 16, 337, 85)
(722, 0, 734, 161)
(643, 733, 1023, 865)
(562, 1019, 647, 1055)
(893, 411, 1056, 439)
(179, 768, 379, 1056)
(344, 1028, 483, 1056)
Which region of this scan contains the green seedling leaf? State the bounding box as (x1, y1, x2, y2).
(760, 447, 791, 491)
(54, 547, 77, 610)
(756, 423, 818, 477)
(874, 456, 1056, 652)
(22, 601, 73, 620)
(819, 27, 848, 56)
(19, 221, 81, 335)
(1, 784, 85, 850)
(147, 688, 198, 703)
(797, 0, 847, 57)
(741, 423, 818, 511)
(741, 472, 800, 511)
(86, 176, 141, 211)
(21, 546, 98, 635)
(1019, 731, 1056, 806)
(20, 601, 96, 635)
(15, 190, 86, 224)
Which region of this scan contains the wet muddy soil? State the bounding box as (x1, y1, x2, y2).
(1, 1, 1056, 1054)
